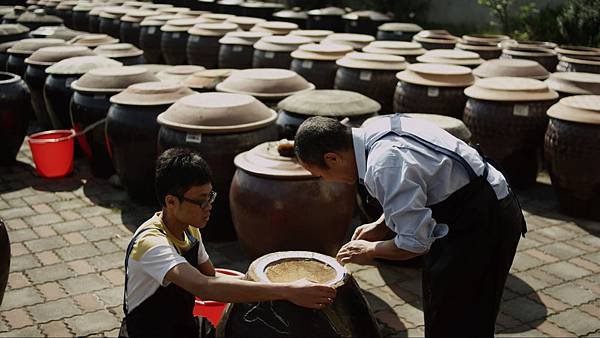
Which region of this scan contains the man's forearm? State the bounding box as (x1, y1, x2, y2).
(370, 239, 422, 261)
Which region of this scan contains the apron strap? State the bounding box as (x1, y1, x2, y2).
(122, 227, 159, 315)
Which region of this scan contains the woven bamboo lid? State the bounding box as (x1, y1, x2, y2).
(473, 59, 549, 80)
(417, 49, 483, 66)
(69, 33, 119, 47)
(25, 45, 94, 66)
(363, 41, 425, 56)
(547, 95, 600, 124)
(546, 72, 600, 95)
(156, 92, 277, 133)
(278, 89, 380, 117)
(7, 38, 66, 55)
(322, 33, 375, 50)
(181, 68, 234, 90)
(216, 68, 314, 99)
(219, 30, 270, 45)
(93, 43, 142, 58)
(253, 34, 311, 52)
(289, 29, 333, 43)
(0, 23, 30, 36)
(71, 66, 158, 92)
(465, 76, 558, 101)
(156, 65, 206, 82)
(250, 21, 298, 35)
(336, 51, 407, 70)
(226, 16, 265, 30)
(188, 22, 238, 36)
(234, 140, 313, 178)
(109, 81, 194, 105)
(396, 63, 475, 87)
(291, 43, 352, 61)
(45, 55, 122, 75)
(378, 22, 422, 32)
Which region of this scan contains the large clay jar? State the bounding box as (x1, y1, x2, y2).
(288, 29, 333, 43)
(252, 35, 309, 69)
(6, 38, 65, 77)
(70, 66, 158, 177)
(98, 6, 128, 39)
(342, 10, 392, 37)
(394, 63, 474, 119)
(463, 77, 558, 187)
(0, 71, 31, 165)
(55, 0, 76, 28)
(2, 6, 26, 25)
(290, 43, 352, 90)
(187, 22, 239, 69)
(250, 20, 298, 36)
(68, 33, 119, 48)
(219, 251, 382, 338)
(272, 8, 306, 29)
(363, 41, 424, 64)
(218, 31, 269, 69)
(0, 41, 17, 71)
(93, 43, 145, 65)
(556, 55, 600, 74)
(216, 0, 243, 16)
(72, 2, 94, 31)
(42, 1, 59, 17)
(376, 22, 421, 42)
(216, 68, 314, 108)
(0, 219, 9, 306)
(24, 45, 94, 128)
(322, 33, 374, 51)
(119, 9, 157, 47)
(501, 45, 558, 72)
(416, 49, 484, 68)
(88, 6, 106, 33)
(0, 23, 30, 44)
(307, 6, 345, 33)
(156, 92, 279, 241)
(44, 56, 122, 130)
(106, 81, 194, 204)
(546, 72, 600, 99)
(225, 16, 265, 31)
(456, 34, 509, 60)
(140, 3, 174, 12)
(17, 9, 63, 30)
(473, 58, 549, 80)
(240, 2, 283, 20)
(545, 95, 600, 220)
(413, 30, 459, 50)
(161, 18, 199, 65)
(555, 45, 600, 59)
(181, 68, 234, 92)
(29, 25, 83, 41)
(139, 15, 178, 64)
(277, 89, 379, 139)
(335, 52, 407, 114)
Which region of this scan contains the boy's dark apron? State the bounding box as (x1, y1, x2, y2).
(119, 228, 205, 338)
(377, 117, 527, 337)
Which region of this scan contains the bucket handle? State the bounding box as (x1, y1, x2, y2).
(73, 117, 107, 137)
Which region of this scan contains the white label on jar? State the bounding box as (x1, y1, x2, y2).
(360, 71, 372, 81)
(513, 104, 530, 116)
(265, 51, 275, 59)
(427, 87, 440, 97)
(233, 45, 243, 52)
(302, 60, 313, 69)
(185, 133, 202, 144)
(172, 32, 181, 39)
(148, 26, 156, 34)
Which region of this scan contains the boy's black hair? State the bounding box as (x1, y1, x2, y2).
(294, 116, 353, 168)
(155, 147, 213, 206)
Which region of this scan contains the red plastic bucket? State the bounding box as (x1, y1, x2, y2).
(193, 268, 245, 327)
(27, 129, 75, 178)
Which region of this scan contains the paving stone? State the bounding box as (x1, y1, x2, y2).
(77, 206, 113, 218)
(1, 188, 36, 200)
(24, 236, 68, 253)
(55, 243, 101, 262)
(353, 268, 388, 289)
(82, 227, 127, 242)
(524, 248, 559, 263)
(62, 232, 87, 245)
(535, 320, 575, 337)
(541, 261, 592, 281)
(544, 283, 597, 306)
(36, 282, 67, 301)
(67, 260, 95, 275)
(539, 242, 586, 260)
(392, 302, 423, 327)
(528, 269, 564, 288)
(9, 254, 41, 272)
(32, 225, 57, 238)
(10, 242, 28, 256)
(73, 294, 104, 312)
(1, 287, 43, 310)
(7, 272, 30, 290)
(95, 287, 124, 308)
(575, 278, 600, 295)
(58, 210, 81, 221)
(1, 308, 33, 329)
(59, 274, 111, 296)
(64, 310, 121, 337)
(497, 325, 548, 337)
(529, 292, 570, 314)
(49, 199, 88, 212)
(27, 298, 82, 323)
(8, 229, 38, 243)
(112, 237, 129, 251)
(87, 216, 111, 227)
(39, 320, 73, 337)
(496, 311, 523, 329)
(23, 194, 59, 205)
(548, 308, 600, 336)
(536, 225, 580, 241)
(511, 252, 545, 272)
(101, 269, 124, 286)
(23, 213, 63, 227)
(51, 219, 93, 234)
(579, 300, 600, 319)
(7, 199, 26, 208)
(87, 252, 124, 271)
(0, 318, 8, 332)
(4, 218, 28, 230)
(501, 296, 548, 324)
(374, 310, 409, 332)
(34, 251, 61, 266)
(95, 240, 120, 254)
(26, 264, 75, 284)
(0, 325, 42, 337)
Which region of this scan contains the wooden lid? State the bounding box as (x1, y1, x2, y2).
(25, 45, 94, 65)
(278, 89, 380, 117)
(378, 22, 422, 32)
(396, 63, 474, 87)
(473, 58, 549, 80)
(250, 20, 298, 35)
(322, 33, 375, 50)
(234, 140, 313, 178)
(547, 95, 600, 124)
(45, 55, 121, 75)
(253, 34, 311, 52)
(291, 42, 352, 61)
(68, 33, 119, 47)
(109, 81, 194, 105)
(337, 51, 407, 70)
(93, 43, 142, 58)
(465, 76, 558, 101)
(216, 68, 314, 99)
(188, 22, 238, 36)
(71, 66, 158, 92)
(289, 29, 333, 42)
(417, 49, 484, 66)
(546, 72, 600, 95)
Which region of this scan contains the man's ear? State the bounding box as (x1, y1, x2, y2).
(323, 152, 339, 167)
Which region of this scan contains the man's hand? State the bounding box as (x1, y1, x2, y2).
(336, 240, 376, 265)
(285, 280, 336, 309)
(352, 221, 394, 242)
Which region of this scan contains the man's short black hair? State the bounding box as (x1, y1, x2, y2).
(294, 116, 353, 168)
(155, 148, 213, 206)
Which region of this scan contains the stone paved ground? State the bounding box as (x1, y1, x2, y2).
(1, 142, 599, 337)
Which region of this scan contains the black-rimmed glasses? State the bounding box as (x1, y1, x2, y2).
(179, 191, 217, 208)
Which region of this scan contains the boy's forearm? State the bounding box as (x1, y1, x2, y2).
(370, 239, 422, 261)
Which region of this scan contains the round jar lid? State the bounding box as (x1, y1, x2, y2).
(559, 55, 600, 66)
(465, 76, 558, 101)
(123, 1, 144, 8)
(93, 43, 142, 58)
(156, 92, 277, 133)
(200, 13, 234, 22)
(462, 34, 509, 44)
(473, 59, 549, 80)
(555, 45, 600, 57)
(502, 46, 556, 57)
(0, 41, 18, 53)
(156, 65, 206, 82)
(181, 68, 234, 90)
(110, 81, 194, 105)
(336, 51, 407, 70)
(547, 95, 600, 124)
(501, 39, 557, 50)
(157, 6, 190, 15)
(0, 23, 30, 36)
(378, 22, 422, 32)
(219, 30, 270, 45)
(56, 1, 77, 10)
(273, 9, 307, 20)
(363, 41, 425, 56)
(234, 140, 313, 178)
(131, 63, 170, 75)
(46, 55, 122, 75)
(17, 9, 63, 24)
(322, 33, 375, 50)
(396, 63, 475, 87)
(291, 43, 352, 61)
(188, 22, 238, 36)
(278, 89, 380, 117)
(140, 14, 181, 26)
(69, 33, 119, 47)
(100, 5, 129, 17)
(413, 33, 458, 45)
(240, 2, 283, 9)
(253, 34, 311, 52)
(343, 10, 392, 21)
(30, 25, 84, 40)
(417, 49, 484, 66)
(226, 16, 265, 30)
(120, 9, 157, 22)
(140, 3, 173, 10)
(456, 41, 501, 52)
(216, 68, 314, 99)
(546, 72, 600, 95)
(289, 29, 333, 42)
(71, 66, 159, 92)
(403, 113, 471, 141)
(161, 18, 202, 32)
(89, 6, 108, 16)
(72, 3, 95, 12)
(7, 38, 66, 55)
(250, 21, 298, 35)
(25, 45, 94, 65)
(307, 7, 345, 16)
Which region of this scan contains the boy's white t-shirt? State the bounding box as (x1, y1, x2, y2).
(125, 212, 210, 313)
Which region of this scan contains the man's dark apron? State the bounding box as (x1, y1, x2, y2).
(119, 227, 202, 338)
(376, 124, 527, 337)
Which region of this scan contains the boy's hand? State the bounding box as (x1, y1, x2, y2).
(336, 240, 376, 265)
(285, 279, 336, 309)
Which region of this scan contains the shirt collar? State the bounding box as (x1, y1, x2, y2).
(352, 127, 367, 184)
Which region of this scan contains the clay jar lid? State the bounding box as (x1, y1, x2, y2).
(473, 59, 549, 80)
(71, 66, 159, 92)
(99, 6, 128, 18)
(343, 10, 392, 21)
(56, 1, 77, 10)
(413, 30, 459, 44)
(140, 14, 181, 26)
(216, 68, 314, 99)
(378, 22, 422, 32)
(156, 65, 206, 82)
(181, 68, 234, 91)
(288, 29, 333, 43)
(0, 41, 18, 53)
(234, 140, 313, 178)
(131, 63, 170, 75)
(46, 55, 122, 75)
(273, 9, 307, 20)
(0, 23, 30, 36)
(250, 21, 298, 35)
(226, 16, 265, 30)
(188, 22, 238, 36)
(17, 9, 63, 25)
(88, 6, 108, 17)
(546, 72, 600, 95)
(363, 41, 425, 56)
(465, 76, 558, 101)
(291, 43, 352, 61)
(7, 38, 66, 55)
(336, 52, 407, 70)
(307, 7, 345, 16)
(93, 43, 142, 58)
(404, 113, 471, 141)
(121, 10, 158, 23)
(72, 3, 95, 12)
(219, 31, 270, 45)
(555, 45, 600, 58)
(322, 33, 375, 50)
(240, 2, 283, 10)
(502, 45, 556, 57)
(140, 3, 173, 11)
(157, 6, 189, 15)
(278, 89, 380, 117)
(30, 26, 84, 40)
(157, 92, 277, 133)
(25, 45, 94, 66)
(461, 34, 509, 45)
(396, 63, 475, 87)
(69, 33, 119, 47)
(200, 13, 234, 23)
(417, 49, 484, 66)
(253, 35, 311, 52)
(110, 81, 194, 105)
(501, 39, 557, 50)
(547, 95, 600, 125)
(161, 18, 201, 32)
(559, 55, 600, 66)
